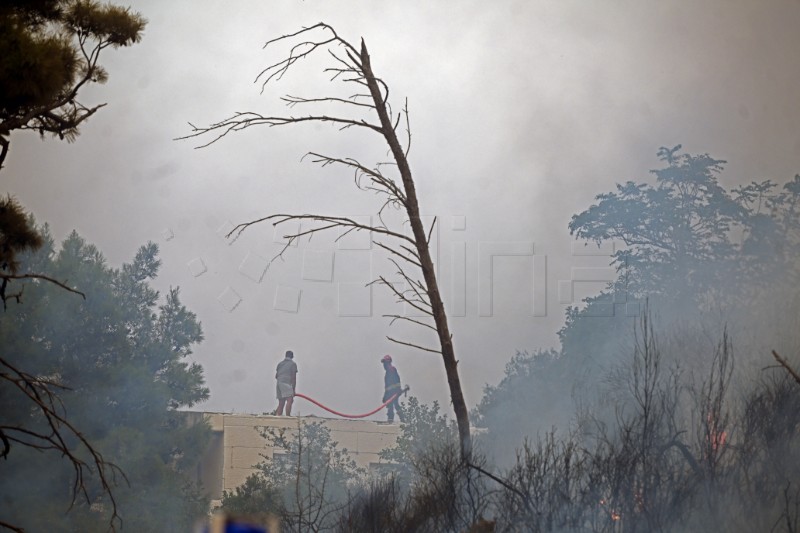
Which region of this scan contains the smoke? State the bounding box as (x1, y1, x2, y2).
(464, 145, 800, 530)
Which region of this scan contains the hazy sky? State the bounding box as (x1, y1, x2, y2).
(5, 1, 800, 418)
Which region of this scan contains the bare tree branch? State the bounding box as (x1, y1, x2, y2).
(402, 99, 412, 158)
(229, 213, 413, 245)
(772, 350, 800, 385)
(467, 461, 535, 517)
(258, 23, 360, 88)
(0, 519, 25, 533)
(1, 273, 86, 310)
(426, 216, 437, 246)
(282, 95, 375, 110)
(384, 314, 438, 332)
(305, 152, 407, 205)
(373, 240, 422, 269)
(178, 112, 383, 148)
(386, 336, 441, 354)
(0, 356, 127, 530)
(371, 276, 432, 317)
(387, 258, 431, 310)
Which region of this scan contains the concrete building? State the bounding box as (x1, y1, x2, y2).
(186, 412, 401, 506)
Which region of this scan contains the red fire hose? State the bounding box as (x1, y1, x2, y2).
(293, 386, 409, 419)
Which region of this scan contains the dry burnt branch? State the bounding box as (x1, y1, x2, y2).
(180, 112, 383, 149)
(230, 214, 415, 273)
(0, 356, 127, 531)
(233, 213, 411, 242)
(258, 24, 359, 87)
(1, 273, 86, 310)
(467, 461, 536, 517)
(371, 276, 432, 318)
(0, 520, 24, 533)
(772, 350, 800, 386)
(323, 51, 369, 87)
(426, 216, 437, 246)
(386, 336, 441, 355)
(281, 95, 375, 111)
(372, 240, 421, 268)
(384, 313, 438, 332)
(305, 153, 407, 205)
(387, 258, 431, 309)
(371, 256, 433, 317)
(402, 99, 412, 158)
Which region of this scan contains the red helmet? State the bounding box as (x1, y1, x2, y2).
(381, 354, 392, 363)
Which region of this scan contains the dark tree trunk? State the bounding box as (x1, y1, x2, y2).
(360, 40, 472, 458)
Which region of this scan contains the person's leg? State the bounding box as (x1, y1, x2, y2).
(277, 398, 286, 416)
(387, 398, 395, 422)
(276, 383, 284, 415)
(285, 396, 294, 416)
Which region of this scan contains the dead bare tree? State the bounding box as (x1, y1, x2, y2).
(180, 23, 472, 457)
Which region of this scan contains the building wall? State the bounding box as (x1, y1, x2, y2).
(195, 413, 400, 503)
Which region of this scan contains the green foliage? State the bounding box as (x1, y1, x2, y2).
(732, 173, 800, 284)
(0, 0, 146, 165)
(262, 420, 364, 503)
(0, 1, 77, 116)
(472, 350, 573, 464)
(64, 0, 144, 47)
(380, 396, 457, 464)
(568, 145, 800, 305)
(0, 195, 43, 274)
(569, 145, 741, 300)
(221, 473, 281, 520)
(562, 145, 800, 360)
(378, 396, 458, 486)
(0, 226, 211, 531)
(222, 420, 364, 531)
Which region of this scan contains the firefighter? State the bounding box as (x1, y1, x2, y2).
(381, 354, 405, 423)
(275, 350, 297, 416)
